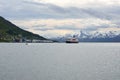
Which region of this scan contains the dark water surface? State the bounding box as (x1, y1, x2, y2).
(0, 43, 120, 80)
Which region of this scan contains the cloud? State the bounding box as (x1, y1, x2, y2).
(0, 0, 120, 20)
(0, 0, 120, 37)
(11, 18, 119, 38)
(25, 0, 120, 8)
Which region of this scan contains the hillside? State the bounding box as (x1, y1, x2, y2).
(0, 16, 46, 42)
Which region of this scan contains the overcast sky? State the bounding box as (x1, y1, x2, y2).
(0, 0, 120, 38)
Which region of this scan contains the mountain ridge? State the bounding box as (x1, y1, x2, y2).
(51, 30, 120, 42)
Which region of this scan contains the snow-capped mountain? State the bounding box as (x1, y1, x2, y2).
(79, 30, 120, 39)
(51, 30, 120, 42)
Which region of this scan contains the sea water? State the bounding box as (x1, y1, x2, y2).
(0, 43, 120, 80)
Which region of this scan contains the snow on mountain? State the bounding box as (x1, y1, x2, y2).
(79, 30, 120, 39)
(50, 30, 120, 42)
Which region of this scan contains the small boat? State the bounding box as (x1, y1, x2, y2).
(66, 38, 79, 43)
(25, 43, 28, 45)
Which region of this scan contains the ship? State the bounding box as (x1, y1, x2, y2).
(66, 38, 79, 43)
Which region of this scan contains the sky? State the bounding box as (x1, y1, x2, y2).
(0, 0, 120, 38)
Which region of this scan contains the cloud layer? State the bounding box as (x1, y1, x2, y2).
(0, 0, 120, 37)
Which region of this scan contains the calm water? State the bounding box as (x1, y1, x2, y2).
(0, 43, 120, 80)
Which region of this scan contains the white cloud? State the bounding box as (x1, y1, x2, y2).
(11, 18, 118, 38)
(1, 0, 120, 20)
(1, 0, 120, 37)
(28, 0, 120, 8)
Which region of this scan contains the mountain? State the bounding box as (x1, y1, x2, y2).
(0, 16, 46, 42)
(79, 31, 120, 42)
(51, 30, 120, 42)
